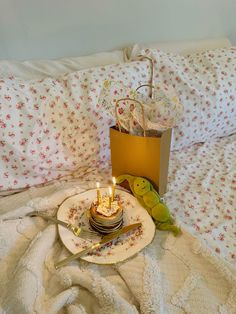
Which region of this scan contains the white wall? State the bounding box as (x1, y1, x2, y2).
(0, 0, 236, 60)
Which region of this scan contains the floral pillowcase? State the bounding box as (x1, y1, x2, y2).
(140, 48, 236, 150)
(0, 61, 151, 192)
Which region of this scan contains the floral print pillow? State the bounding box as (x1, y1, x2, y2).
(0, 61, 151, 191)
(140, 48, 236, 150)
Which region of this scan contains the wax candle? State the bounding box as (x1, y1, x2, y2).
(96, 182, 101, 204)
(112, 177, 116, 201)
(108, 186, 112, 208)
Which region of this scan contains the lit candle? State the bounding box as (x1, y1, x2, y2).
(96, 182, 101, 204)
(108, 186, 112, 208)
(112, 177, 116, 201)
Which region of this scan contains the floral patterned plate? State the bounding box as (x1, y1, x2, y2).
(57, 188, 155, 264)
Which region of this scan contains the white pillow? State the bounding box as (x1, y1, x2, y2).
(125, 37, 231, 59)
(140, 48, 236, 150)
(0, 60, 150, 192)
(0, 50, 125, 80)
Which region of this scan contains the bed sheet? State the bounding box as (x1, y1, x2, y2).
(165, 133, 236, 266)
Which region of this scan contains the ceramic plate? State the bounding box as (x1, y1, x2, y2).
(57, 188, 155, 264)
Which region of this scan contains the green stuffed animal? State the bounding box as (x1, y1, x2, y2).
(116, 174, 181, 236)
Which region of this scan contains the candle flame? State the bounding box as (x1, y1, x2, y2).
(112, 177, 116, 185)
(108, 186, 112, 196)
(96, 182, 100, 189)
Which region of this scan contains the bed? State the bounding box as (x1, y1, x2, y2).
(0, 38, 235, 314)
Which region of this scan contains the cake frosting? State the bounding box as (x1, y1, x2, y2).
(96, 196, 120, 217)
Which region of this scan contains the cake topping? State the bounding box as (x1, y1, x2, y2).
(96, 196, 120, 217)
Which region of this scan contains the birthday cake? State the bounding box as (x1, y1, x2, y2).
(89, 196, 123, 234)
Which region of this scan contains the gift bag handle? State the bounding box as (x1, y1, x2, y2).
(136, 84, 155, 93)
(115, 98, 146, 137)
(135, 55, 154, 98)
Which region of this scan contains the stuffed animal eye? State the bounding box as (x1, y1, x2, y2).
(137, 184, 139, 186)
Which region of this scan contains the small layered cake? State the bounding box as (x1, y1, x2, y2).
(89, 196, 123, 234)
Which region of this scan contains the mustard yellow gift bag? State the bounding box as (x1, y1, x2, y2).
(99, 56, 182, 195)
(109, 95, 172, 196)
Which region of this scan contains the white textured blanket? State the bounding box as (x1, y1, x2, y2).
(0, 181, 236, 314)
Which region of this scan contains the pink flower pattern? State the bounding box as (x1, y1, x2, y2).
(0, 61, 150, 191)
(141, 48, 236, 150)
(0, 51, 235, 267)
(165, 133, 236, 265)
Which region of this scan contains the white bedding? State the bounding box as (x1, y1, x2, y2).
(166, 133, 236, 267)
(0, 50, 125, 79)
(0, 134, 235, 314)
(125, 37, 231, 59)
(0, 183, 236, 314)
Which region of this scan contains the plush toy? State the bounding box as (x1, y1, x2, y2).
(116, 174, 181, 236)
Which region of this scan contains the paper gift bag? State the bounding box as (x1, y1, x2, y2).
(110, 126, 172, 196)
(107, 56, 176, 196)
